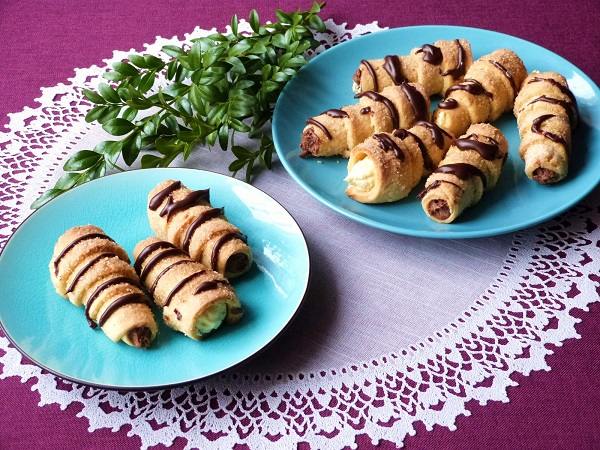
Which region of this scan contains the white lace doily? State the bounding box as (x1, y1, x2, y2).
(1, 20, 599, 450)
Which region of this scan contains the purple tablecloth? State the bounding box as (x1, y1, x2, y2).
(1, 1, 599, 448)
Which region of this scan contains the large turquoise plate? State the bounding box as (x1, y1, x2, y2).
(273, 25, 600, 238)
(0, 168, 309, 389)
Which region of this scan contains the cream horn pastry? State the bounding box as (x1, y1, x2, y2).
(419, 123, 508, 223)
(513, 71, 577, 184)
(352, 39, 474, 97)
(300, 83, 430, 158)
(345, 121, 453, 203)
(147, 180, 252, 278)
(433, 49, 527, 138)
(134, 237, 243, 339)
(49, 225, 157, 348)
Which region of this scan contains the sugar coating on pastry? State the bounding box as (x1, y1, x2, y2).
(134, 236, 243, 340)
(49, 225, 158, 348)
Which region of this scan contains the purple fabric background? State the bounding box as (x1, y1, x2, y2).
(1, 1, 599, 449)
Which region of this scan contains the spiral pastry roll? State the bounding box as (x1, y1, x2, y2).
(49, 225, 157, 348)
(300, 83, 430, 158)
(352, 39, 474, 97)
(134, 237, 243, 339)
(419, 123, 508, 223)
(513, 72, 577, 184)
(434, 49, 527, 138)
(345, 121, 453, 203)
(147, 180, 252, 278)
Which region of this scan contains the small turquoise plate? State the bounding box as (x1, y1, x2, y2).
(273, 25, 600, 238)
(0, 168, 310, 389)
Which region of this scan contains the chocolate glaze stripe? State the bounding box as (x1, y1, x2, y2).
(532, 114, 567, 147)
(360, 59, 378, 91)
(194, 279, 229, 295)
(53, 233, 115, 275)
(85, 276, 140, 328)
(417, 179, 463, 199)
(487, 60, 517, 97)
(415, 121, 452, 148)
(383, 55, 404, 85)
(182, 207, 225, 253)
(415, 44, 443, 65)
(400, 83, 428, 121)
(355, 91, 399, 129)
(134, 241, 176, 273)
(139, 248, 183, 282)
(374, 133, 405, 161)
(435, 163, 487, 189)
(438, 98, 458, 109)
(211, 232, 247, 270)
(442, 39, 466, 78)
(360, 106, 371, 114)
(445, 79, 492, 98)
(323, 109, 349, 118)
(528, 95, 577, 126)
(148, 181, 181, 210)
(393, 129, 433, 170)
(463, 133, 499, 146)
(454, 137, 501, 160)
(149, 260, 191, 294)
(306, 118, 331, 140)
(66, 252, 117, 294)
(97, 293, 149, 327)
(159, 189, 210, 219)
(528, 76, 577, 106)
(164, 270, 208, 307)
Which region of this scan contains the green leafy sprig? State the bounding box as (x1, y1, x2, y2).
(32, 3, 326, 209)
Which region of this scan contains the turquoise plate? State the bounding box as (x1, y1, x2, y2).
(0, 168, 309, 389)
(273, 25, 600, 238)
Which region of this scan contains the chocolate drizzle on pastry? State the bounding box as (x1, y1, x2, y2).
(134, 241, 176, 273)
(194, 280, 229, 295)
(454, 136, 502, 160)
(383, 55, 405, 85)
(400, 82, 428, 121)
(159, 189, 210, 218)
(53, 233, 115, 275)
(415, 121, 452, 148)
(360, 106, 371, 114)
(182, 207, 225, 253)
(360, 59, 378, 91)
(211, 232, 247, 271)
(417, 179, 463, 199)
(85, 276, 140, 328)
(138, 248, 183, 282)
(373, 133, 405, 161)
(445, 79, 492, 98)
(323, 109, 349, 118)
(163, 270, 208, 306)
(148, 181, 181, 210)
(442, 39, 466, 78)
(531, 114, 567, 146)
(415, 44, 443, 65)
(66, 252, 117, 294)
(438, 98, 459, 109)
(305, 118, 332, 140)
(528, 76, 577, 107)
(528, 95, 577, 126)
(97, 293, 149, 327)
(355, 91, 399, 129)
(487, 60, 517, 97)
(393, 129, 433, 171)
(149, 260, 190, 294)
(434, 163, 487, 188)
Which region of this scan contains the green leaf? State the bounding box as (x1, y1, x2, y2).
(122, 107, 138, 121)
(228, 158, 246, 172)
(31, 189, 63, 210)
(275, 10, 291, 24)
(218, 125, 229, 150)
(85, 105, 108, 123)
(97, 105, 121, 124)
(102, 71, 126, 82)
(141, 154, 162, 168)
(112, 61, 139, 77)
(156, 136, 185, 155)
(98, 83, 121, 103)
(63, 150, 102, 171)
(122, 133, 141, 165)
(308, 14, 326, 32)
(144, 55, 165, 69)
(138, 71, 156, 93)
(230, 14, 238, 36)
(162, 45, 184, 57)
(229, 118, 251, 132)
(228, 40, 252, 57)
(54, 173, 79, 190)
(82, 89, 106, 104)
(102, 118, 135, 136)
(128, 54, 148, 68)
(249, 9, 260, 32)
(96, 140, 123, 161)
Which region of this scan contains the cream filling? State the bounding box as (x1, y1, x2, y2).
(345, 158, 376, 192)
(195, 302, 227, 335)
(352, 81, 360, 94)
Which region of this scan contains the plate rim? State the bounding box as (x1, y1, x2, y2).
(0, 167, 311, 391)
(272, 24, 600, 239)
